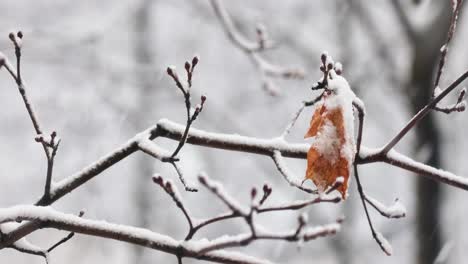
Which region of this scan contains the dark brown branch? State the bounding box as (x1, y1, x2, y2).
(433, 0, 463, 90)
(380, 69, 468, 154)
(166, 57, 205, 160)
(354, 164, 392, 255)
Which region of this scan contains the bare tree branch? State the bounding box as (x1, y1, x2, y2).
(153, 173, 341, 256)
(0, 206, 272, 264)
(209, 0, 304, 95)
(380, 69, 468, 154)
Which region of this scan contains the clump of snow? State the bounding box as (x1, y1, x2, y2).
(365, 193, 406, 218)
(302, 223, 341, 241)
(387, 199, 407, 218)
(334, 176, 345, 185)
(326, 72, 357, 163)
(312, 119, 340, 163)
(440, 44, 447, 53)
(299, 212, 308, 225)
(334, 62, 343, 74)
(434, 86, 442, 97)
(137, 138, 172, 160)
(375, 231, 393, 256)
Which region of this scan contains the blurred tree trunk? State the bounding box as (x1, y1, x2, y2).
(132, 0, 156, 263)
(407, 3, 450, 264)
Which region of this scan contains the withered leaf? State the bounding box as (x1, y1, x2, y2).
(304, 103, 350, 199)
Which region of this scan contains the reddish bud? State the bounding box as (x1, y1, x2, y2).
(251, 187, 257, 199)
(0, 53, 5, 69)
(167, 66, 175, 77)
(192, 56, 199, 68)
(201, 95, 207, 103)
(165, 181, 173, 194)
(198, 175, 207, 184)
(17, 31, 23, 39)
(8, 32, 15, 41)
(152, 175, 163, 186)
(320, 53, 327, 64)
(185, 61, 191, 72)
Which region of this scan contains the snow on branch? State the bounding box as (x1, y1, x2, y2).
(364, 193, 406, 219)
(0, 32, 62, 205)
(271, 150, 317, 194)
(155, 119, 468, 191)
(0, 205, 271, 264)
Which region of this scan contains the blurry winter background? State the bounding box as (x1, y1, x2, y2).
(0, 0, 467, 263)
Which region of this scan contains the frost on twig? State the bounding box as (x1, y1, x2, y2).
(209, 0, 303, 95)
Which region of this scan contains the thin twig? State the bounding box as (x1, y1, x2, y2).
(433, 0, 463, 90)
(271, 150, 317, 194)
(152, 175, 194, 230)
(280, 93, 324, 139)
(380, 70, 468, 154)
(209, 0, 303, 95)
(354, 164, 392, 255)
(47, 210, 84, 252)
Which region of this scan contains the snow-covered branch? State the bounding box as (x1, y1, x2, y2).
(155, 119, 468, 191)
(0, 205, 272, 264)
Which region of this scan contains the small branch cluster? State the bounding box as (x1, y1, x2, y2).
(433, 87, 466, 114)
(209, 0, 304, 95)
(0, 31, 62, 204)
(137, 56, 207, 192)
(432, 0, 466, 114)
(1, 210, 85, 264)
(153, 173, 341, 263)
(166, 56, 205, 160)
(311, 51, 343, 91)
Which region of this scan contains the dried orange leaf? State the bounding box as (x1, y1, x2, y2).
(304, 89, 355, 199)
(304, 104, 326, 138)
